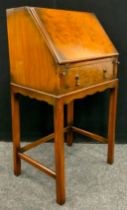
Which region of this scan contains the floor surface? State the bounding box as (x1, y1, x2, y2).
(0, 142, 127, 210)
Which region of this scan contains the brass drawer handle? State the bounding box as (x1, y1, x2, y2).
(112, 60, 120, 65)
(75, 74, 80, 86)
(103, 69, 108, 79)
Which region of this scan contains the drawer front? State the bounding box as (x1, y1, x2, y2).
(60, 61, 115, 90)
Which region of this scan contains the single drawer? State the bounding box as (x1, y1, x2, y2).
(59, 60, 115, 90)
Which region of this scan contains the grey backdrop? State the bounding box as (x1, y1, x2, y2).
(0, 0, 126, 142)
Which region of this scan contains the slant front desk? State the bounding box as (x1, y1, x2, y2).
(6, 7, 119, 205)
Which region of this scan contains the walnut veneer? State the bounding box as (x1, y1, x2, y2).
(6, 6, 119, 205)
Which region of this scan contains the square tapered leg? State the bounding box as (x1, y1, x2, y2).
(54, 99, 65, 205)
(107, 85, 118, 164)
(11, 91, 21, 175)
(66, 101, 74, 146)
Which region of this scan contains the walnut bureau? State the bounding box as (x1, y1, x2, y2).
(6, 7, 119, 205)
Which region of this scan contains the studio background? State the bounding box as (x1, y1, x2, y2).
(0, 0, 126, 142)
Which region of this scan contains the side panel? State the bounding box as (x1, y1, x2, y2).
(6, 7, 60, 94)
